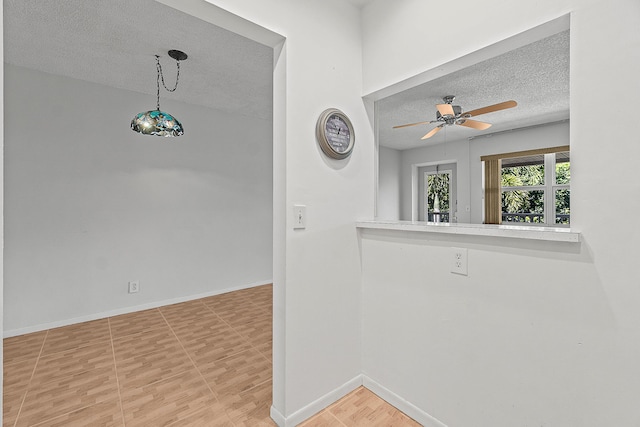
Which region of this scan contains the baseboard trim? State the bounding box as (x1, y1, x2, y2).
(269, 405, 286, 427)
(273, 375, 363, 427)
(362, 375, 448, 427)
(4, 280, 273, 338)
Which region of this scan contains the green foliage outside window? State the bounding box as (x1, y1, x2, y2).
(501, 162, 570, 223)
(556, 162, 570, 184)
(555, 162, 570, 223)
(427, 174, 450, 212)
(555, 189, 570, 224)
(502, 164, 545, 186)
(501, 165, 545, 222)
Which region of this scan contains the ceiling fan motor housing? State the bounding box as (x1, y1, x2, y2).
(436, 105, 462, 123)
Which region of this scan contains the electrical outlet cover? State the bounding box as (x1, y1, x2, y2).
(451, 247, 468, 276)
(128, 281, 140, 293)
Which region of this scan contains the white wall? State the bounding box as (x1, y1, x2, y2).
(0, 0, 5, 417)
(3, 64, 273, 335)
(377, 145, 401, 220)
(162, 1, 375, 423)
(361, 0, 640, 426)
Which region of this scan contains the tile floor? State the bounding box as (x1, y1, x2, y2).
(300, 386, 421, 427)
(3, 284, 420, 426)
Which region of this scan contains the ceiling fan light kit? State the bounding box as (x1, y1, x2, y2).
(394, 95, 518, 140)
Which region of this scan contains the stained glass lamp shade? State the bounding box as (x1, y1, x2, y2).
(131, 50, 187, 138)
(131, 110, 183, 137)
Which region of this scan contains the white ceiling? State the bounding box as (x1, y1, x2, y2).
(3, 0, 274, 120)
(377, 30, 570, 150)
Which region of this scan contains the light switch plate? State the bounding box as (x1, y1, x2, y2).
(293, 205, 306, 229)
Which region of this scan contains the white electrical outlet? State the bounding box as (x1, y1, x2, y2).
(128, 280, 140, 293)
(451, 248, 468, 276)
(293, 205, 306, 229)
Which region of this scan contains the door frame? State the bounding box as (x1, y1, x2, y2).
(411, 159, 457, 221)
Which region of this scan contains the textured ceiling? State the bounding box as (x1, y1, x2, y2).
(377, 30, 570, 150)
(344, 0, 377, 8)
(3, 0, 274, 120)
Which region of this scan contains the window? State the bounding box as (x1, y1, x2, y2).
(482, 146, 570, 226)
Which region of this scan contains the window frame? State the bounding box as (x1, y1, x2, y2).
(481, 145, 570, 226)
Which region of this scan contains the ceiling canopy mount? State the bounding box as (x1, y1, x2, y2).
(168, 50, 188, 61)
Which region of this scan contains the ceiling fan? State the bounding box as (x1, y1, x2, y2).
(393, 95, 517, 140)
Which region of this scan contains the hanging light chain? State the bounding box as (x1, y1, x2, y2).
(154, 54, 181, 111)
(156, 55, 180, 92)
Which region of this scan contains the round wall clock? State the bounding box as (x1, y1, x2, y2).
(316, 108, 355, 159)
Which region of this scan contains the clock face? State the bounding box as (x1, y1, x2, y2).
(325, 114, 351, 154)
(316, 108, 355, 159)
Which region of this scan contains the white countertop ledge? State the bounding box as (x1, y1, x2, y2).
(356, 220, 580, 243)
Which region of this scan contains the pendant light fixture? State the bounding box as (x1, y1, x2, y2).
(131, 50, 188, 137)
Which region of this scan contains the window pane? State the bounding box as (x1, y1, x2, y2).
(555, 152, 570, 184)
(427, 173, 450, 223)
(427, 212, 450, 222)
(501, 189, 545, 223)
(555, 189, 570, 224)
(501, 163, 545, 186)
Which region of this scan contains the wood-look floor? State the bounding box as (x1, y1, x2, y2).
(3, 284, 420, 426)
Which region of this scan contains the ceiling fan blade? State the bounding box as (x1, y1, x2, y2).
(436, 103, 455, 116)
(458, 119, 492, 130)
(463, 100, 517, 118)
(393, 120, 431, 129)
(421, 126, 443, 140)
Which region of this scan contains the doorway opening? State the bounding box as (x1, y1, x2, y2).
(417, 162, 457, 223)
